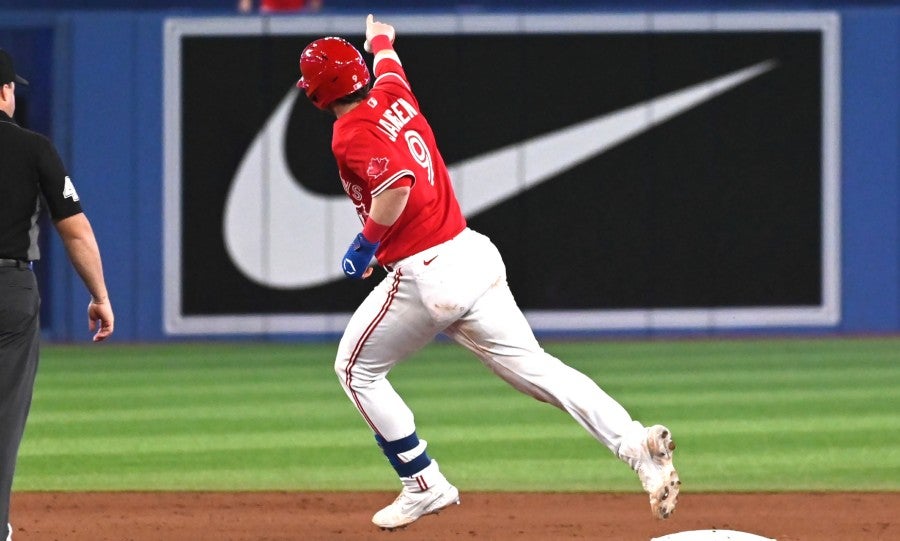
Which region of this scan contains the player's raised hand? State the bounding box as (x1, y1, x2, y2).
(364, 13, 395, 53)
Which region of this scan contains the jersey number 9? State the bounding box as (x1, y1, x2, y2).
(404, 130, 434, 185)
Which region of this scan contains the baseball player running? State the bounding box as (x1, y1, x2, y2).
(295, 14, 681, 530)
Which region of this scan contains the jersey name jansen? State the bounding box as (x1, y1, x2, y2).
(376, 97, 418, 142)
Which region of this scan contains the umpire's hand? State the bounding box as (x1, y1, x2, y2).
(88, 298, 114, 341)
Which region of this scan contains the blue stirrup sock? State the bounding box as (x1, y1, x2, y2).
(375, 432, 432, 477)
(376, 432, 449, 491)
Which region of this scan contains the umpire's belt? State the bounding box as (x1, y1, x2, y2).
(0, 258, 32, 269)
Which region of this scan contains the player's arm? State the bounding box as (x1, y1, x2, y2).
(341, 183, 411, 280)
(364, 14, 409, 82)
(339, 125, 414, 280)
(367, 184, 411, 236)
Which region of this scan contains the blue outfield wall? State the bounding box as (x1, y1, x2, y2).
(1, 6, 899, 341)
(840, 9, 900, 333)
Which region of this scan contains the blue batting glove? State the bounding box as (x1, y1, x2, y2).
(342, 232, 379, 279)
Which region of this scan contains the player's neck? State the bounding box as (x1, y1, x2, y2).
(332, 100, 361, 119)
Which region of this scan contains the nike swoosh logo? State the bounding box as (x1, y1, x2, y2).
(223, 60, 776, 289)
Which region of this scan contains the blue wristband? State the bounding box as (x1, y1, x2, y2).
(342, 232, 380, 279)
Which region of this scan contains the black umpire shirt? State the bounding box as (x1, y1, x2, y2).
(0, 110, 82, 262)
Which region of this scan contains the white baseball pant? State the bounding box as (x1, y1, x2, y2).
(335, 227, 643, 453)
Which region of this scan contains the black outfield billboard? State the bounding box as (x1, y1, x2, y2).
(163, 13, 840, 335)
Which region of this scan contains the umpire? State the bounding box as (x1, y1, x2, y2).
(0, 48, 114, 541)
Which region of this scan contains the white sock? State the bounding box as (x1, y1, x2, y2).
(401, 459, 448, 492)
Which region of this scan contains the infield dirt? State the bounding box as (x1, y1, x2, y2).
(9, 491, 898, 540)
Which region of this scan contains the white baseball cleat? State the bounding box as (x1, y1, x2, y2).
(618, 424, 682, 519)
(5, 522, 11, 541)
(372, 481, 460, 530)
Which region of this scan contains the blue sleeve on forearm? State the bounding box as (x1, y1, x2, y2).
(342, 232, 379, 279)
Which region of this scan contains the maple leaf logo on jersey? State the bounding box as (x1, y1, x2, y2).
(366, 157, 389, 179)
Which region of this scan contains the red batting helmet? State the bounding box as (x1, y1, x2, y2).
(297, 37, 370, 110)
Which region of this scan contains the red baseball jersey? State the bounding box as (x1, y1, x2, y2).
(331, 48, 466, 266)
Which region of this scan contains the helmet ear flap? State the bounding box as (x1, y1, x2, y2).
(297, 37, 370, 110)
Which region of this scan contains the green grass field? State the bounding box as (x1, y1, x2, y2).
(15, 337, 900, 493)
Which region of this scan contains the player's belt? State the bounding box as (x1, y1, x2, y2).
(0, 258, 32, 269)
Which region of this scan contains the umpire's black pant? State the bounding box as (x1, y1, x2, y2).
(0, 266, 40, 535)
